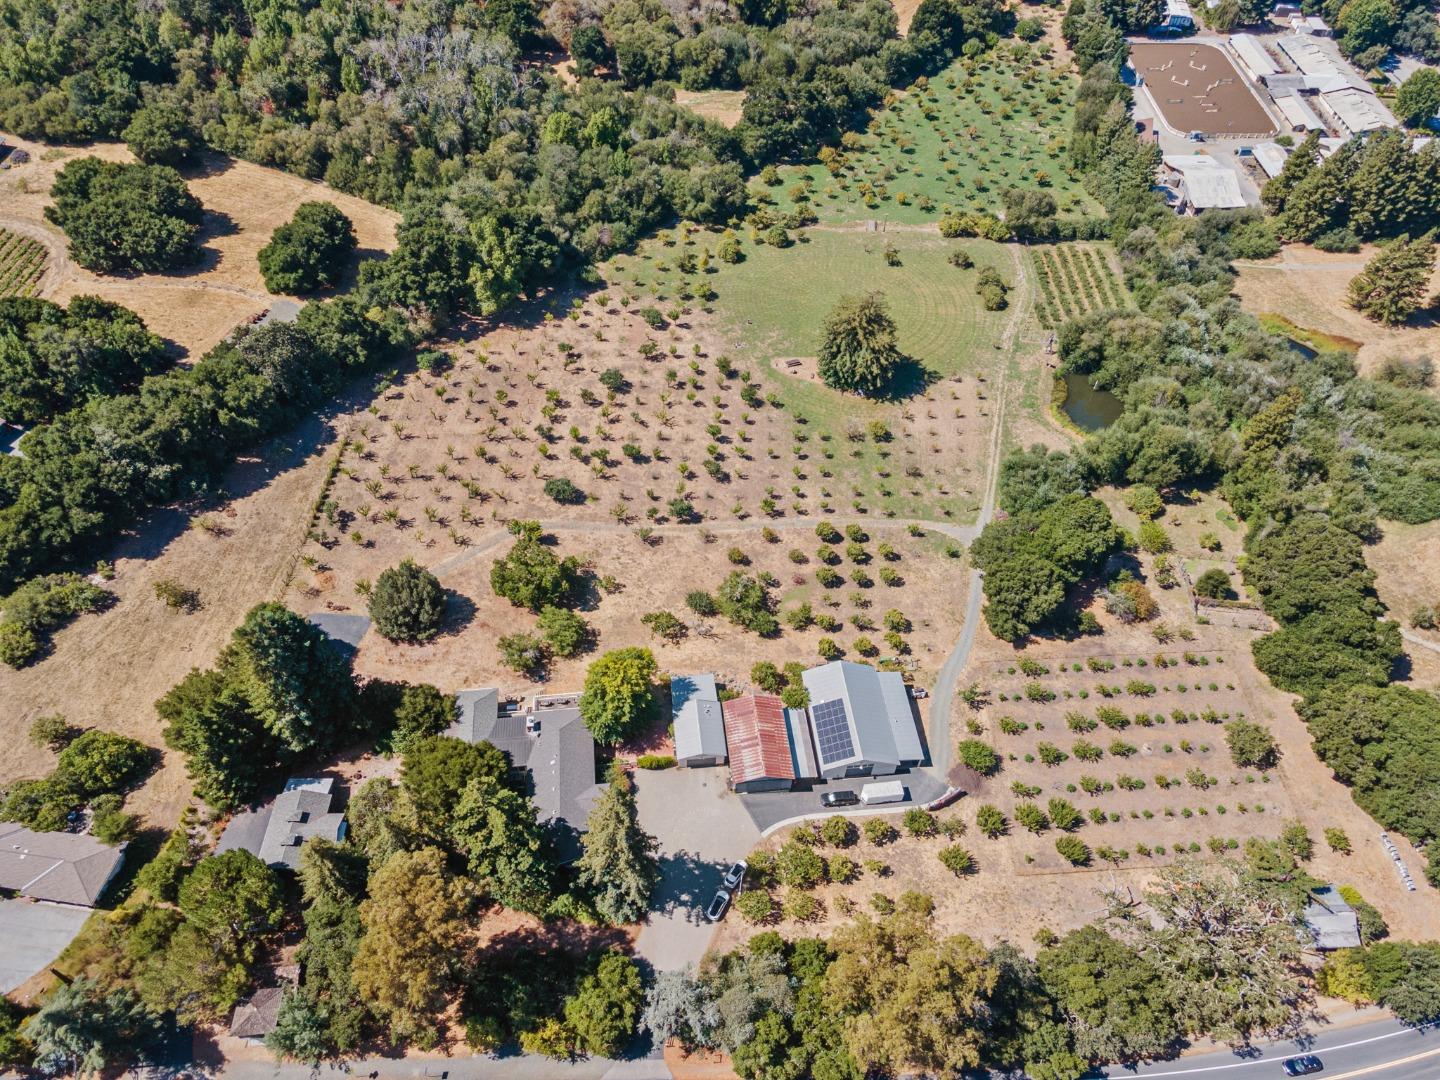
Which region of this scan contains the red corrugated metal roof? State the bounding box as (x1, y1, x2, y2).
(722, 693, 795, 785)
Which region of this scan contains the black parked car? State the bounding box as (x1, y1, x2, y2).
(1281, 1055, 1323, 1076)
(821, 790, 859, 808)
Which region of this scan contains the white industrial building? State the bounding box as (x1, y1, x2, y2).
(1318, 86, 1397, 137)
(1229, 34, 1280, 80)
(1273, 93, 1326, 132)
(1252, 141, 1291, 178)
(1160, 154, 1248, 213)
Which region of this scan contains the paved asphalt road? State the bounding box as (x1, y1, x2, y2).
(1107, 1017, 1440, 1080)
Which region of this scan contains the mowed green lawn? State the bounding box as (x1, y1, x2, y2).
(620, 228, 1009, 376)
(760, 48, 1099, 227)
(610, 228, 1010, 523)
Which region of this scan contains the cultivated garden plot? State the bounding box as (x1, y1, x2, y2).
(759, 49, 1100, 227)
(0, 226, 46, 297)
(969, 652, 1296, 874)
(1030, 243, 1130, 329)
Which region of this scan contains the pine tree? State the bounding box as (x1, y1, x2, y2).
(449, 776, 556, 913)
(817, 292, 903, 396)
(1348, 234, 1436, 326)
(1261, 131, 1319, 215)
(575, 771, 660, 924)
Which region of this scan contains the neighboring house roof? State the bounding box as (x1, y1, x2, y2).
(801, 661, 907, 773)
(1161, 155, 1247, 209)
(723, 694, 796, 786)
(229, 987, 285, 1039)
(216, 778, 346, 872)
(672, 674, 727, 761)
(448, 695, 602, 857)
(1253, 141, 1291, 178)
(1304, 885, 1362, 950)
(0, 822, 126, 907)
(448, 688, 499, 743)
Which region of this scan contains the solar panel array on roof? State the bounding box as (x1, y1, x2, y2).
(811, 698, 855, 765)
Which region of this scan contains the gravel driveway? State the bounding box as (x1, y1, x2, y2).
(633, 767, 760, 972)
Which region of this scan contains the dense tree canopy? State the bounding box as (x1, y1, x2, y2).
(46, 158, 204, 272)
(0, 295, 167, 424)
(258, 202, 359, 295)
(971, 494, 1122, 640)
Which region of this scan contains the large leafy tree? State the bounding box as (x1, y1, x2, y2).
(258, 202, 358, 294)
(563, 952, 645, 1057)
(578, 647, 659, 745)
(816, 292, 903, 397)
(0, 295, 167, 424)
(450, 776, 557, 913)
(575, 770, 660, 924)
(1108, 860, 1311, 1045)
(490, 523, 581, 611)
(1395, 68, 1440, 128)
(971, 494, 1121, 640)
(22, 978, 165, 1078)
(1037, 926, 1178, 1063)
(45, 157, 204, 272)
(825, 904, 997, 1077)
(353, 847, 476, 1044)
(368, 558, 447, 643)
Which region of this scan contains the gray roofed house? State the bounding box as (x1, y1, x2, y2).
(671, 673, 728, 767)
(448, 691, 603, 862)
(216, 778, 347, 872)
(229, 986, 285, 1040)
(801, 661, 923, 780)
(448, 687, 500, 743)
(1304, 885, 1362, 950)
(0, 822, 126, 907)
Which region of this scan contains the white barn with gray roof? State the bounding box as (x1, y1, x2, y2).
(800, 661, 923, 780)
(671, 673, 728, 767)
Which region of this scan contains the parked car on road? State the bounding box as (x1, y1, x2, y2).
(911, 687, 929, 699)
(705, 890, 731, 922)
(723, 861, 747, 891)
(1281, 1056, 1323, 1076)
(821, 789, 860, 808)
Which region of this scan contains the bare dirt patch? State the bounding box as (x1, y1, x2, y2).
(0, 135, 399, 358)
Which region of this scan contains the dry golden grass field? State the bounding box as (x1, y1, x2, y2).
(0, 134, 399, 358)
(1234, 244, 1440, 390)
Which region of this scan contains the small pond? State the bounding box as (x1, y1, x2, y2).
(1060, 372, 1123, 432)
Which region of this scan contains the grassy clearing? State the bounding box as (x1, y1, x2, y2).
(0, 227, 46, 297)
(1030, 243, 1129, 329)
(756, 48, 1099, 227)
(607, 227, 1009, 522)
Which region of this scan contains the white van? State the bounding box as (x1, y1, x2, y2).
(859, 780, 906, 805)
